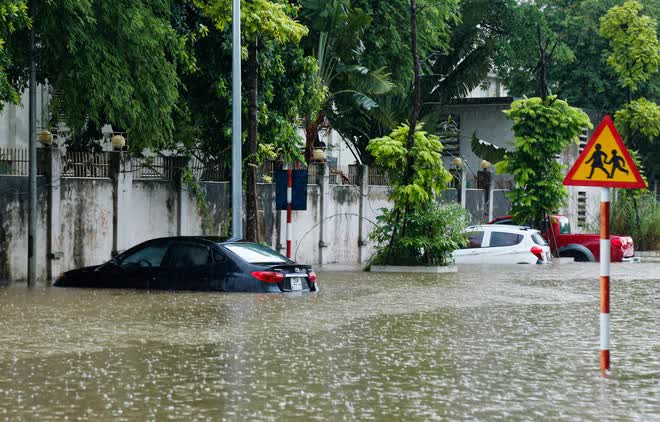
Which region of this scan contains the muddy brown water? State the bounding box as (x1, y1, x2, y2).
(0, 263, 658, 420)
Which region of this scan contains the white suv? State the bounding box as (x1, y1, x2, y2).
(452, 225, 551, 265)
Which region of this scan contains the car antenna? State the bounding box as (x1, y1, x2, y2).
(225, 237, 242, 243)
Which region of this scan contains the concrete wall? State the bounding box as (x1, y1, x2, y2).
(0, 176, 48, 280)
(129, 181, 178, 245)
(0, 156, 511, 282)
(60, 179, 114, 271)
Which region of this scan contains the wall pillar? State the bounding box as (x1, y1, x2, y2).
(318, 163, 330, 265)
(357, 165, 368, 263)
(174, 157, 192, 236)
(45, 147, 62, 281)
(111, 152, 133, 256)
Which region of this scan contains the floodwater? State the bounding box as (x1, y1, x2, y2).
(0, 263, 658, 421)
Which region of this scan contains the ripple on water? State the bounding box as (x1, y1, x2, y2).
(0, 263, 658, 420)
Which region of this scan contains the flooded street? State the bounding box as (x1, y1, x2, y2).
(0, 263, 658, 420)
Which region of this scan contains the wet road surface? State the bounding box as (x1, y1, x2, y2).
(0, 263, 658, 420)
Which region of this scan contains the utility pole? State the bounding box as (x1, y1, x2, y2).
(231, 0, 243, 239)
(27, 0, 37, 287)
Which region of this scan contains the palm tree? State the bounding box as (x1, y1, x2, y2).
(301, 0, 394, 162)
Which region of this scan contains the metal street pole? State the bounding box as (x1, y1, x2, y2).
(231, 0, 243, 239)
(27, 0, 37, 287)
(600, 187, 611, 376)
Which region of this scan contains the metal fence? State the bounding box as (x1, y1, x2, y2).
(0, 148, 30, 176)
(188, 156, 228, 182)
(61, 151, 111, 178)
(368, 166, 390, 186)
(329, 164, 359, 185)
(131, 155, 175, 181)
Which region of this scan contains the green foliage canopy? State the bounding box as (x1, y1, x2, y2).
(367, 123, 451, 210)
(499, 96, 592, 227)
(0, 0, 27, 107)
(599, 0, 660, 92)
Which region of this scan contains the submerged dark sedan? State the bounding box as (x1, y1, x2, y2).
(54, 237, 318, 293)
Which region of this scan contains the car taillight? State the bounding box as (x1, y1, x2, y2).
(308, 271, 317, 283)
(251, 271, 284, 283)
(530, 246, 544, 261)
(611, 238, 622, 248)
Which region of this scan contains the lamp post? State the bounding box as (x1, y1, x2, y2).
(478, 160, 493, 221)
(231, 0, 243, 239)
(452, 157, 466, 208)
(27, 0, 37, 287)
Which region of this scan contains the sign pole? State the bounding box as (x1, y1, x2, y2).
(564, 115, 646, 375)
(286, 164, 293, 258)
(599, 187, 611, 375)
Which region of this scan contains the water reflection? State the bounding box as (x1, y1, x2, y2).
(0, 263, 658, 419)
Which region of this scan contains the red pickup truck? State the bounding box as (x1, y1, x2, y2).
(489, 215, 635, 262)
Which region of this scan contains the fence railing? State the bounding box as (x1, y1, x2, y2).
(368, 166, 390, 186)
(131, 155, 175, 181)
(188, 156, 228, 182)
(329, 164, 359, 185)
(0, 148, 30, 176)
(61, 151, 111, 178)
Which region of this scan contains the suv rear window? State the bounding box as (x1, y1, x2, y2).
(464, 231, 484, 249)
(224, 243, 292, 264)
(489, 232, 523, 247)
(532, 233, 547, 246)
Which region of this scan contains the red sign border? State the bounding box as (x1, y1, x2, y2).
(563, 115, 646, 189)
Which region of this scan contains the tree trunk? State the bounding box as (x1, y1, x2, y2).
(537, 26, 548, 100)
(245, 41, 260, 242)
(405, 0, 421, 182)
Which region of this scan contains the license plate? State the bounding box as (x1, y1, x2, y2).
(289, 277, 303, 291)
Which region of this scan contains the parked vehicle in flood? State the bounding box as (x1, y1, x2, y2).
(54, 237, 319, 293)
(452, 225, 551, 265)
(489, 214, 635, 262)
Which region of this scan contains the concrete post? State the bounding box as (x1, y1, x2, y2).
(488, 173, 494, 222)
(45, 147, 62, 281)
(173, 157, 193, 235)
(318, 163, 330, 265)
(110, 152, 133, 256)
(357, 165, 368, 263)
(460, 168, 467, 208)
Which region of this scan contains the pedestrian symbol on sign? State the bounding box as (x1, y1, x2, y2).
(564, 115, 645, 189)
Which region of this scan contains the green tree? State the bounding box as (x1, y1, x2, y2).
(199, 0, 309, 241)
(0, 0, 28, 107)
(367, 123, 466, 265)
(599, 0, 659, 95)
(600, 0, 659, 183)
(5, 0, 190, 150)
(498, 96, 592, 228)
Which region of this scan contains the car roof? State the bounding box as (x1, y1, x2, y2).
(145, 236, 232, 244)
(466, 224, 539, 234)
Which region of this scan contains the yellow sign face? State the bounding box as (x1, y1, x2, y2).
(564, 116, 646, 189)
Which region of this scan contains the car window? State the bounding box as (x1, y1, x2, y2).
(532, 233, 547, 246)
(224, 243, 292, 264)
(557, 216, 571, 234)
(489, 231, 523, 247)
(212, 248, 227, 263)
(166, 243, 212, 268)
(464, 231, 484, 249)
(120, 241, 170, 268)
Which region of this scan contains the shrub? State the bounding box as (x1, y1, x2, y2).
(369, 203, 470, 266)
(611, 191, 660, 251)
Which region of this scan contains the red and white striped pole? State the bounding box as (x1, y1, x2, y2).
(600, 187, 611, 375)
(286, 165, 293, 258)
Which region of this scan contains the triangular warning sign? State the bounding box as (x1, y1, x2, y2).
(564, 115, 646, 189)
